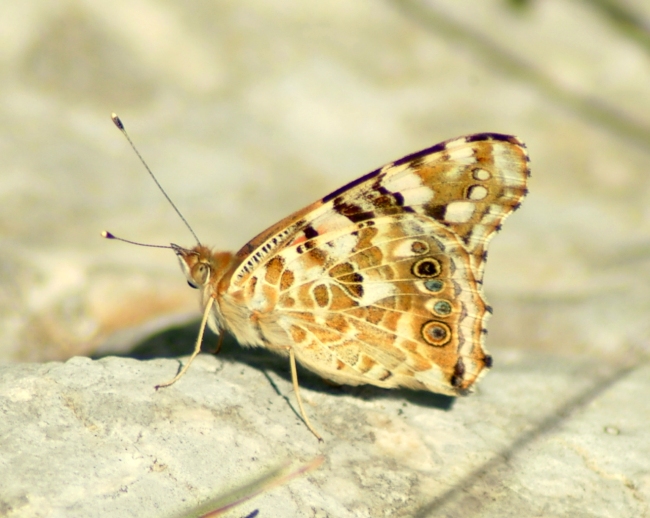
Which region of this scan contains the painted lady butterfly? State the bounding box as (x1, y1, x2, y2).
(109, 117, 530, 440)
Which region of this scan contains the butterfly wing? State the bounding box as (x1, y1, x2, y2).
(220, 133, 529, 395)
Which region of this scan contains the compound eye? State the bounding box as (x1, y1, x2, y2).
(187, 280, 199, 289)
(191, 263, 210, 286)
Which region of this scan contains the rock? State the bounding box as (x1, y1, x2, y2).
(1, 346, 647, 517)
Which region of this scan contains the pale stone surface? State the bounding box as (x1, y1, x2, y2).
(0, 349, 647, 517)
(1, 1, 649, 516)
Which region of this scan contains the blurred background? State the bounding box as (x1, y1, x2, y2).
(1, 0, 649, 368)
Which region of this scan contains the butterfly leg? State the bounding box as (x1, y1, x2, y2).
(284, 346, 323, 442)
(155, 296, 214, 390)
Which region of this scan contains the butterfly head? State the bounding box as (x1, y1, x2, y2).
(171, 244, 235, 291)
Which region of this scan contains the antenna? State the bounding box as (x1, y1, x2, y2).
(101, 230, 174, 249)
(111, 113, 201, 245)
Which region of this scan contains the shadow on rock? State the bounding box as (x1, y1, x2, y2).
(95, 320, 456, 412)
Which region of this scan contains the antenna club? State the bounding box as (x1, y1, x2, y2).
(100, 230, 173, 249)
(111, 113, 124, 130)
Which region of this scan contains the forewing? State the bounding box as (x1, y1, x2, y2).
(231, 133, 529, 286)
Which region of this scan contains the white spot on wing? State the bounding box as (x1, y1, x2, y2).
(467, 185, 488, 200)
(446, 144, 475, 161)
(402, 186, 434, 205)
(359, 281, 395, 306)
(493, 142, 526, 187)
(310, 210, 352, 234)
(444, 201, 475, 223)
(472, 168, 491, 181)
(382, 172, 434, 205)
(392, 239, 426, 258)
(382, 171, 424, 193)
(326, 233, 357, 257)
(251, 276, 268, 311)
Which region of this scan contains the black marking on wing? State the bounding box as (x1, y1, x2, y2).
(392, 191, 405, 206)
(296, 240, 317, 254)
(465, 133, 519, 144)
(391, 141, 448, 167)
(332, 198, 376, 223)
(320, 133, 490, 204)
(321, 134, 522, 215)
(304, 225, 319, 239)
(427, 205, 447, 222)
(238, 230, 297, 277)
(370, 178, 411, 211)
(322, 167, 382, 203)
(451, 358, 466, 388)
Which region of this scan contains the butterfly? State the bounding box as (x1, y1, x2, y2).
(108, 116, 530, 441)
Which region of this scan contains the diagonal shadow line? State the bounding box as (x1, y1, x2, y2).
(412, 357, 645, 517)
(577, 0, 650, 52)
(261, 369, 304, 423)
(390, 0, 650, 152)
